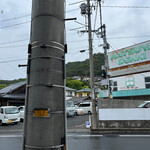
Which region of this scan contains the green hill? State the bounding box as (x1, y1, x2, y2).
(66, 53, 104, 77)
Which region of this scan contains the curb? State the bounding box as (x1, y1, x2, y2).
(67, 128, 90, 133)
(90, 128, 150, 134)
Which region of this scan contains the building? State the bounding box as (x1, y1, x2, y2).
(0, 81, 26, 106)
(65, 87, 76, 100)
(0, 81, 76, 106)
(76, 88, 99, 98)
(107, 40, 150, 100)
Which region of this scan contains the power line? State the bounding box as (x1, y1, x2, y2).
(108, 35, 150, 39)
(0, 21, 31, 29)
(0, 8, 78, 24)
(66, 8, 79, 13)
(0, 45, 27, 48)
(0, 14, 30, 22)
(102, 6, 150, 9)
(0, 57, 25, 77)
(0, 39, 29, 46)
(0, 58, 27, 64)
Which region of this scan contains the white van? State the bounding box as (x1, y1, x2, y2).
(66, 101, 76, 117)
(18, 106, 25, 122)
(0, 106, 20, 125)
(78, 102, 92, 115)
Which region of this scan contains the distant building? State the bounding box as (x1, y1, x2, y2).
(65, 87, 76, 100)
(100, 40, 150, 100)
(0, 81, 26, 106)
(0, 81, 76, 106)
(72, 76, 81, 80)
(76, 88, 99, 98)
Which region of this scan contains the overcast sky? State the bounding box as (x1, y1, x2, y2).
(0, 0, 150, 80)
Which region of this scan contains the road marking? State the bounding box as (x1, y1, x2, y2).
(68, 134, 103, 137)
(119, 135, 150, 138)
(0, 135, 22, 138)
(1, 134, 150, 138)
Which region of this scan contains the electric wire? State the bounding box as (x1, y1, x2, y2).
(0, 39, 29, 46)
(0, 57, 25, 77)
(0, 21, 31, 29)
(102, 6, 150, 9)
(92, 2, 98, 40)
(0, 14, 30, 22)
(0, 45, 27, 48)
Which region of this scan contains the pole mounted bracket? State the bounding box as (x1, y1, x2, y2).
(65, 17, 77, 21)
(40, 44, 47, 48)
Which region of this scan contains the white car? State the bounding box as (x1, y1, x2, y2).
(66, 101, 76, 117)
(0, 106, 20, 125)
(18, 106, 25, 122)
(75, 105, 84, 116)
(78, 102, 92, 115)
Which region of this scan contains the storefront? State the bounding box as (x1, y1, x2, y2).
(108, 40, 150, 99)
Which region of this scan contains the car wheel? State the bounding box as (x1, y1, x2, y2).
(88, 111, 92, 115)
(20, 119, 24, 123)
(0, 120, 2, 126)
(74, 112, 78, 116)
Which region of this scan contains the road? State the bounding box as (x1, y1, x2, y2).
(1, 132, 150, 150)
(0, 116, 150, 150)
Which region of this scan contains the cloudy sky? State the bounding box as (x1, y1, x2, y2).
(0, 0, 150, 80)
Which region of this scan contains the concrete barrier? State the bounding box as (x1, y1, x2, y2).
(92, 99, 150, 134)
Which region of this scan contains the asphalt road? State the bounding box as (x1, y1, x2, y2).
(1, 133, 150, 150)
(67, 115, 89, 129)
(1, 116, 150, 150)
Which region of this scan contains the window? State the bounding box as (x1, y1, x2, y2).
(68, 92, 72, 97)
(79, 93, 82, 97)
(0, 108, 3, 114)
(145, 77, 150, 89)
(79, 103, 90, 107)
(113, 81, 118, 91)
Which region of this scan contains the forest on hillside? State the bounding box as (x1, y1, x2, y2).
(66, 53, 104, 77)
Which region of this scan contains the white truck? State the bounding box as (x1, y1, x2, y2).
(0, 106, 20, 125)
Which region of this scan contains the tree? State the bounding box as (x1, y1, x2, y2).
(66, 78, 90, 90)
(0, 84, 7, 89)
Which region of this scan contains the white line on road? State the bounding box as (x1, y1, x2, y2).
(120, 135, 150, 138)
(68, 134, 103, 137)
(0, 135, 22, 138)
(1, 134, 150, 138)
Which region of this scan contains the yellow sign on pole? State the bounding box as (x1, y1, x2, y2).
(34, 109, 49, 117)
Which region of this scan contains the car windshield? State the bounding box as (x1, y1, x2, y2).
(67, 102, 74, 107)
(137, 102, 147, 108)
(5, 107, 19, 114)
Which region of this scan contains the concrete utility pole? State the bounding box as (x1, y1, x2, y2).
(87, 0, 97, 129)
(98, 0, 110, 96)
(23, 0, 66, 150)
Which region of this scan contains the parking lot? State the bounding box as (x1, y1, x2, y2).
(0, 115, 89, 133)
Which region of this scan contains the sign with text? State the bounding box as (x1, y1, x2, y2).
(108, 40, 150, 69)
(34, 109, 49, 117)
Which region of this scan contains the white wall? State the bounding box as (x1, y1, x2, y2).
(111, 72, 150, 91)
(99, 108, 150, 120)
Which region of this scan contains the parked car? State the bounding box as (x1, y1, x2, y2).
(66, 101, 76, 117)
(0, 106, 20, 125)
(74, 105, 84, 116)
(18, 106, 25, 122)
(137, 101, 150, 108)
(78, 102, 92, 115)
